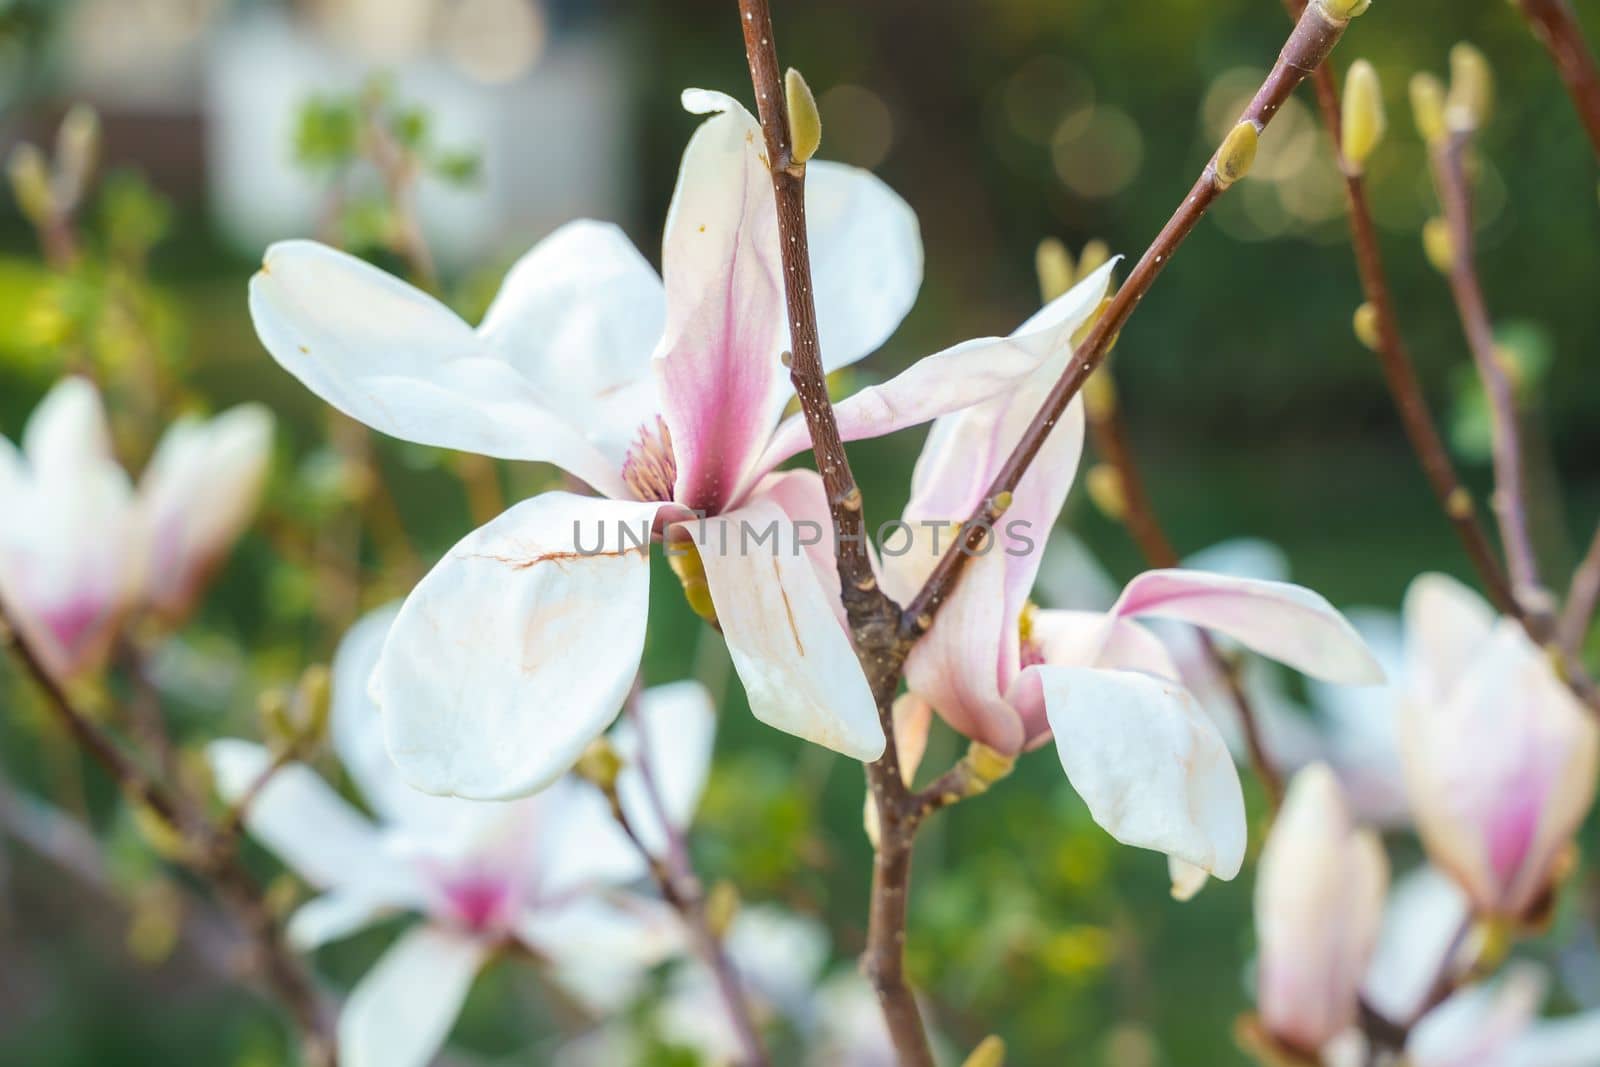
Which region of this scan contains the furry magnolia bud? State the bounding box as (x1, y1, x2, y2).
(7, 143, 52, 225)
(784, 67, 821, 165)
(1036, 237, 1073, 303)
(1341, 60, 1387, 169)
(1447, 42, 1494, 131)
(1352, 302, 1381, 351)
(1410, 73, 1448, 145)
(1422, 216, 1454, 274)
(1214, 121, 1259, 189)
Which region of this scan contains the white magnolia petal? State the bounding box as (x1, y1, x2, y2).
(339, 925, 488, 1067)
(21, 376, 115, 475)
(657, 90, 786, 513)
(250, 241, 624, 495)
(1037, 666, 1246, 878)
(206, 740, 415, 896)
(1113, 570, 1385, 685)
(478, 220, 666, 463)
(517, 895, 683, 1014)
(690, 496, 884, 760)
(1411, 964, 1545, 1067)
(1402, 572, 1497, 706)
(1168, 857, 1210, 902)
(753, 258, 1118, 481)
(533, 778, 649, 897)
(1362, 866, 1472, 1023)
(1502, 1008, 1600, 1067)
(805, 159, 922, 372)
(614, 681, 718, 854)
(375, 493, 661, 800)
(287, 891, 394, 952)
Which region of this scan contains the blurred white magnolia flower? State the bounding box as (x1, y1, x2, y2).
(1398, 574, 1598, 921)
(137, 403, 273, 624)
(557, 906, 899, 1067)
(1336, 867, 1600, 1067)
(209, 604, 716, 1067)
(1254, 763, 1388, 1057)
(879, 350, 1382, 890)
(247, 85, 1146, 800)
(0, 377, 140, 682)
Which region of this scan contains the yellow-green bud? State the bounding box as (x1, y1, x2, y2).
(1076, 238, 1110, 279)
(7, 143, 53, 225)
(131, 803, 191, 863)
(1035, 237, 1073, 303)
(1352, 301, 1381, 350)
(258, 688, 295, 749)
(1341, 60, 1387, 169)
(1422, 216, 1454, 273)
(1214, 121, 1259, 190)
(54, 104, 100, 206)
(1410, 73, 1448, 145)
(961, 742, 1016, 796)
(704, 879, 740, 939)
(1319, 0, 1371, 21)
(1086, 463, 1128, 521)
(784, 67, 822, 165)
(1447, 42, 1493, 131)
(294, 663, 332, 746)
(666, 536, 718, 625)
(574, 736, 624, 791)
(961, 1036, 1007, 1067)
(1083, 368, 1117, 422)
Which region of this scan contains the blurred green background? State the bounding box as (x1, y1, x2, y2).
(1, 0, 1598, 1064)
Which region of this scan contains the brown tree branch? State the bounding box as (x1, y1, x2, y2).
(903, 0, 1358, 638)
(0, 595, 336, 1065)
(1513, 0, 1600, 162)
(1428, 131, 1545, 610)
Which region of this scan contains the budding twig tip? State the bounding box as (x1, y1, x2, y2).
(1213, 121, 1259, 190)
(784, 67, 822, 165)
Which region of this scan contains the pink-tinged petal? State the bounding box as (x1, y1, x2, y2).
(1410, 965, 1545, 1067)
(805, 160, 923, 374)
(374, 493, 663, 800)
(138, 404, 273, 622)
(751, 258, 1117, 483)
(0, 378, 139, 682)
(752, 468, 847, 627)
(1113, 570, 1385, 685)
(654, 91, 786, 514)
(206, 740, 422, 903)
(477, 220, 666, 465)
(251, 240, 627, 497)
(1402, 572, 1497, 707)
(899, 545, 1025, 754)
(1035, 666, 1246, 878)
(339, 925, 489, 1067)
(1255, 764, 1388, 1052)
(687, 493, 884, 760)
(1399, 620, 1598, 918)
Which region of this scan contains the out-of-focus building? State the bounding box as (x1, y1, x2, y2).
(42, 0, 634, 265)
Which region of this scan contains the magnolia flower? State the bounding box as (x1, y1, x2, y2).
(249, 87, 1119, 799)
(1397, 574, 1598, 921)
(1255, 763, 1388, 1056)
(0, 377, 140, 682)
(1337, 867, 1600, 1067)
(209, 605, 715, 1067)
(137, 404, 273, 624)
(881, 344, 1382, 886)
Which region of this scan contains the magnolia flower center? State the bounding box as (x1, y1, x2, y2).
(441, 872, 517, 934)
(41, 594, 104, 658)
(621, 416, 678, 503)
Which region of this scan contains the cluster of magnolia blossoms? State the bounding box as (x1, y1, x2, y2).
(247, 84, 1385, 903)
(0, 377, 272, 683)
(1244, 574, 1600, 1065)
(211, 605, 719, 1067)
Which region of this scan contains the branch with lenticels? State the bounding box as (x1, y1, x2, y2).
(902, 0, 1362, 639)
(737, 0, 1364, 1061)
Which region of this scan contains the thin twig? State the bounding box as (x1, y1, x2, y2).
(1513, 0, 1600, 161)
(1279, 0, 1518, 616)
(590, 772, 770, 1067)
(1560, 522, 1600, 651)
(903, 0, 1357, 638)
(1428, 131, 1545, 608)
(732, 3, 932, 1061)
